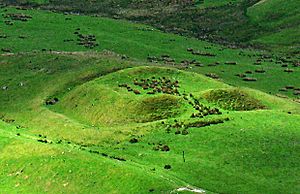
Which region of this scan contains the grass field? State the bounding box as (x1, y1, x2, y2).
(247, 0, 300, 51)
(2, 0, 299, 52)
(0, 7, 299, 99)
(0, 3, 299, 194)
(0, 51, 299, 193)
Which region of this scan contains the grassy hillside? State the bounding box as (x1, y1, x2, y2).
(2, 0, 299, 52)
(247, 0, 300, 51)
(0, 50, 299, 193)
(0, 121, 178, 194)
(0, 2, 299, 194)
(0, 7, 299, 99)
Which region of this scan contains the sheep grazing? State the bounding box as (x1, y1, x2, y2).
(180, 60, 190, 66)
(37, 139, 48, 143)
(208, 63, 217, 67)
(293, 62, 300, 67)
(294, 88, 300, 91)
(76, 33, 98, 49)
(118, 83, 128, 88)
(279, 88, 288, 92)
(191, 50, 199, 55)
(164, 165, 172, 170)
(129, 138, 138, 143)
(194, 62, 204, 67)
(121, 55, 128, 60)
(243, 77, 257, 82)
(4, 20, 13, 25)
(182, 129, 189, 135)
(110, 156, 126, 162)
(235, 73, 246, 78)
(187, 48, 193, 52)
(284, 68, 294, 73)
(192, 50, 216, 57)
(63, 39, 74, 42)
(225, 61, 237, 65)
(1, 48, 11, 53)
(147, 91, 155, 95)
(285, 85, 294, 89)
(133, 90, 141, 95)
(161, 145, 170, 152)
(18, 35, 26, 39)
(142, 85, 149, 90)
(147, 56, 158, 62)
(161, 54, 170, 58)
(294, 91, 300, 96)
(255, 69, 266, 73)
(253, 61, 261, 65)
(4, 13, 32, 22)
(45, 97, 59, 105)
(149, 83, 156, 89)
(164, 57, 175, 63)
(0, 34, 7, 39)
(205, 73, 219, 79)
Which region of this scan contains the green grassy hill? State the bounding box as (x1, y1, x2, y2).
(0, 52, 299, 193)
(247, 0, 300, 51)
(2, 0, 299, 52)
(0, 7, 299, 99)
(0, 121, 178, 194)
(0, 2, 299, 194)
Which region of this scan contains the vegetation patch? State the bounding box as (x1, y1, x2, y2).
(4, 13, 32, 21)
(137, 95, 182, 122)
(204, 89, 266, 111)
(119, 76, 180, 96)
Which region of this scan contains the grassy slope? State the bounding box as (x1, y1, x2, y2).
(0, 4, 299, 194)
(247, 0, 300, 50)
(53, 66, 228, 126)
(0, 122, 178, 194)
(0, 54, 180, 193)
(0, 7, 299, 99)
(2, 0, 299, 52)
(198, 0, 242, 8)
(0, 53, 299, 193)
